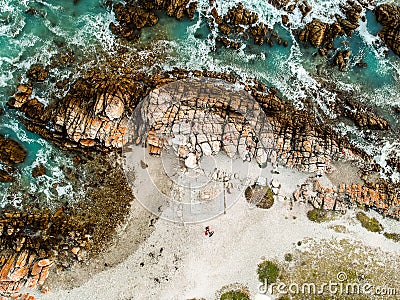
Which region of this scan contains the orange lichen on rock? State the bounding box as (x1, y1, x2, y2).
(0, 251, 52, 298)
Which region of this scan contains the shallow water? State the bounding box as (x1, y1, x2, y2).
(0, 0, 399, 207)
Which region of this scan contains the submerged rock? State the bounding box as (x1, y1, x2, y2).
(333, 50, 351, 71)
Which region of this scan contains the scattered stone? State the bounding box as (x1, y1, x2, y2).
(32, 165, 46, 178)
(26, 64, 48, 83)
(0, 169, 16, 183)
(333, 50, 351, 71)
(8, 84, 33, 108)
(184, 153, 197, 169)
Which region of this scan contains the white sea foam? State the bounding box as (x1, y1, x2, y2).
(373, 141, 400, 183)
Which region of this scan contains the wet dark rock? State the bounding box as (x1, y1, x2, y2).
(0, 136, 27, 165)
(298, 19, 342, 48)
(344, 99, 390, 130)
(110, 3, 158, 39)
(138, 0, 197, 20)
(110, 0, 197, 39)
(281, 14, 289, 26)
(299, 0, 312, 17)
(374, 4, 400, 56)
(298, 1, 362, 49)
(211, 3, 287, 50)
(0, 169, 16, 183)
(333, 50, 351, 71)
(267, 0, 299, 11)
(20, 99, 46, 121)
(318, 47, 328, 56)
(32, 165, 46, 178)
(26, 64, 49, 83)
(8, 84, 32, 108)
(355, 60, 368, 68)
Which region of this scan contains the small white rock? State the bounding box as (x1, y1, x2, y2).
(185, 153, 197, 169)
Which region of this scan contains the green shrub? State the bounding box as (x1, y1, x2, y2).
(284, 253, 293, 262)
(307, 209, 328, 223)
(356, 212, 383, 232)
(257, 260, 280, 284)
(383, 232, 400, 242)
(244, 186, 253, 202)
(220, 290, 250, 300)
(244, 185, 274, 209)
(257, 187, 274, 209)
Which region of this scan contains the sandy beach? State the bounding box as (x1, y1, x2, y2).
(33, 151, 400, 300)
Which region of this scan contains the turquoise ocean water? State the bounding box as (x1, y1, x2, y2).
(0, 0, 399, 206)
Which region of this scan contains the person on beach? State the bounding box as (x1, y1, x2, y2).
(204, 226, 214, 237)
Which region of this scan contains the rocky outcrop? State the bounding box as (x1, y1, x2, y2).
(110, 0, 197, 39)
(8, 84, 33, 109)
(128, 76, 357, 174)
(210, 3, 288, 49)
(26, 64, 48, 83)
(294, 179, 400, 219)
(110, 3, 159, 39)
(298, 19, 343, 48)
(298, 0, 362, 49)
(0, 169, 16, 183)
(374, 4, 400, 56)
(0, 136, 26, 165)
(0, 250, 52, 298)
(343, 99, 390, 130)
(9, 72, 147, 150)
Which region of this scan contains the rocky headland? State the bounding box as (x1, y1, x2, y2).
(374, 4, 400, 56)
(1, 0, 400, 298)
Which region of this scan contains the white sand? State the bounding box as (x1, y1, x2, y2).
(35, 152, 400, 300)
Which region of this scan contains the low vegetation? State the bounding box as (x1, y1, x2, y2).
(356, 211, 383, 232)
(279, 238, 400, 299)
(220, 290, 250, 300)
(244, 185, 274, 209)
(257, 260, 280, 284)
(384, 232, 400, 242)
(307, 208, 341, 223)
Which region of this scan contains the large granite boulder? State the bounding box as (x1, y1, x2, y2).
(298, 19, 342, 48)
(50, 75, 145, 149)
